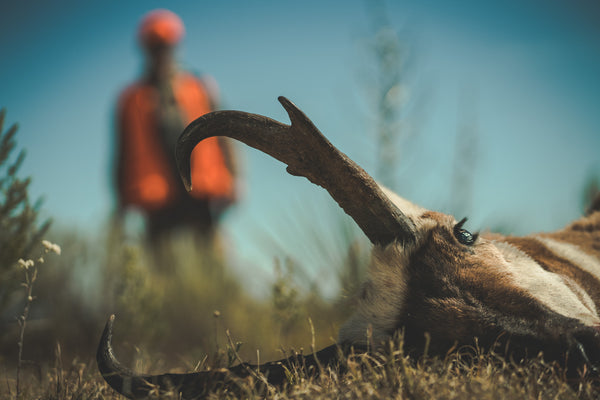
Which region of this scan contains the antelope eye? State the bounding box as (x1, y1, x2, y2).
(454, 217, 478, 246)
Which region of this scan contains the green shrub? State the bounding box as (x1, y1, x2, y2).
(0, 109, 50, 312)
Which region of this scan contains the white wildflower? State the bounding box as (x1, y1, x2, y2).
(42, 240, 61, 255)
(18, 259, 34, 269)
(52, 244, 61, 255)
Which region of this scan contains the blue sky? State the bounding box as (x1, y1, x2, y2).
(1, 1, 599, 289)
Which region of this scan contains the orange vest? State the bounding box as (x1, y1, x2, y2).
(116, 73, 234, 211)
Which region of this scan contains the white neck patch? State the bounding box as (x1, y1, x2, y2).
(338, 242, 412, 346)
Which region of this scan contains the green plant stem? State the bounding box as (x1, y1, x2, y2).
(16, 268, 34, 399)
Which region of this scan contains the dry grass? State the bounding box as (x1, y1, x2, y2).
(3, 341, 598, 399)
(1, 224, 598, 399)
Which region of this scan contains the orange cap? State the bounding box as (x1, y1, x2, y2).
(138, 9, 184, 47)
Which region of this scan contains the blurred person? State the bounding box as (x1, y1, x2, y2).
(113, 9, 237, 247)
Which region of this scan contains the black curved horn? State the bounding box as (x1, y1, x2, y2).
(176, 96, 416, 246)
(97, 315, 343, 399)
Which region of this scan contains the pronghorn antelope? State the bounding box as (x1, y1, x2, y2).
(98, 97, 600, 398)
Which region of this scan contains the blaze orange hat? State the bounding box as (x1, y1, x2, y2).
(138, 9, 184, 47)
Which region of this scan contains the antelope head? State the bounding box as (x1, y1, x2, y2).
(98, 97, 600, 398)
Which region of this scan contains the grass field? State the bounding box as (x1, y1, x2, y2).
(1, 226, 599, 400)
(4, 341, 599, 399)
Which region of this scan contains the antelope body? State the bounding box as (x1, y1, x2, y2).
(98, 97, 600, 398)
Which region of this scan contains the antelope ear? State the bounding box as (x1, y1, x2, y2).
(587, 192, 600, 215)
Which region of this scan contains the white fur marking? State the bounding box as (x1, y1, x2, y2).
(534, 236, 600, 284)
(494, 241, 600, 326)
